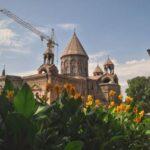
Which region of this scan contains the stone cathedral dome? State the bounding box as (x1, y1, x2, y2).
(61, 32, 88, 58)
(61, 32, 89, 77)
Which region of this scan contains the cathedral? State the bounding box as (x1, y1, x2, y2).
(0, 32, 120, 104)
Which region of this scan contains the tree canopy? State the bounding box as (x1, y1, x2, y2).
(126, 76, 150, 112)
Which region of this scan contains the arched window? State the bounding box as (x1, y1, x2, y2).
(102, 77, 111, 83)
(39, 68, 47, 74)
(64, 60, 69, 74)
(77, 61, 81, 75)
(61, 61, 64, 73)
(70, 59, 76, 75)
(61, 62, 63, 68)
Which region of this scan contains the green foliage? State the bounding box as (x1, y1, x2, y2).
(65, 141, 84, 150)
(14, 83, 36, 118)
(2, 78, 14, 95)
(5, 113, 37, 149)
(0, 79, 14, 120)
(0, 80, 149, 150)
(126, 76, 150, 112)
(0, 95, 10, 120)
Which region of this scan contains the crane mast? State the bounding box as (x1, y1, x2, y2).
(0, 8, 58, 46)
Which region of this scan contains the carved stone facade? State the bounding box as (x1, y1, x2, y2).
(0, 32, 120, 104)
(61, 55, 88, 77)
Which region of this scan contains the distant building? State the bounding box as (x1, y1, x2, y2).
(0, 32, 120, 104)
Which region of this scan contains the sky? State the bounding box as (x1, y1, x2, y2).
(0, 0, 150, 94)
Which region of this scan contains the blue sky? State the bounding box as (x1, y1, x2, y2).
(0, 0, 150, 93)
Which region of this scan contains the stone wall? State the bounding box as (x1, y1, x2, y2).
(61, 55, 88, 77)
(99, 83, 120, 102)
(0, 75, 23, 91)
(0, 73, 120, 104)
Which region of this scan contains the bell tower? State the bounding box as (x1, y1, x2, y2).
(43, 40, 54, 65)
(38, 39, 58, 75)
(104, 57, 114, 74)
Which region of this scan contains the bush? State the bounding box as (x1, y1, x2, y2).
(0, 79, 149, 150)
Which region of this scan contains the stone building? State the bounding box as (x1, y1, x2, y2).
(0, 32, 120, 104)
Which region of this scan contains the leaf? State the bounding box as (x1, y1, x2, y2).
(34, 105, 48, 114)
(101, 135, 126, 149)
(60, 89, 69, 105)
(2, 78, 14, 96)
(0, 79, 15, 119)
(65, 141, 84, 150)
(63, 98, 82, 116)
(5, 113, 36, 146)
(103, 114, 109, 123)
(14, 83, 36, 118)
(0, 96, 10, 119)
(33, 105, 49, 120)
(145, 130, 150, 135)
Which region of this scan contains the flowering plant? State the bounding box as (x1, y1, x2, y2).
(0, 80, 149, 150)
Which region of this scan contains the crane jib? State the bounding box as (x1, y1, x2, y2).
(0, 8, 57, 44)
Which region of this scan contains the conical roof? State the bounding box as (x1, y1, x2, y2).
(61, 32, 88, 58)
(94, 65, 103, 73)
(104, 57, 114, 66)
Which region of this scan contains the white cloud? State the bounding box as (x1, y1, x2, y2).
(116, 59, 150, 78)
(115, 59, 150, 94)
(57, 23, 78, 30)
(0, 28, 31, 54)
(0, 28, 15, 41)
(89, 51, 108, 62)
(125, 59, 145, 65)
(0, 29, 25, 52)
(0, 47, 31, 54)
(0, 19, 13, 28)
(0, 19, 35, 54)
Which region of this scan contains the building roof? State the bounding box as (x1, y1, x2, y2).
(104, 57, 114, 66)
(88, 76, 101, 80)
(93, 65, 103, 73)
(61, 32, 88, 58)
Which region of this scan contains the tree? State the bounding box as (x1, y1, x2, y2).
(126, 76, 150, 112)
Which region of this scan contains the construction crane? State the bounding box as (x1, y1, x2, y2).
(0, 8, 58, 47)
